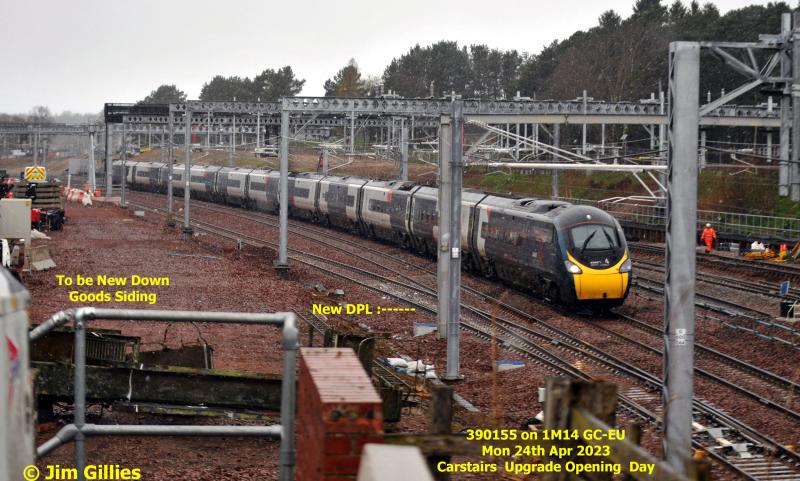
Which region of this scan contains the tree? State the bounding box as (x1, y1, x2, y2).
(324, 59, 367, 97)
(139, 84, 187, 104)
(253, 66, 305, 100)
(632, 0, 668, 22)
(28, 106, 51, 124)
(382, 41, 473, 98)
(199, 75, 255, 101)
(668, 0, 688, 21)
(382, 45, 430, 97)
(599, 10, 622, 29)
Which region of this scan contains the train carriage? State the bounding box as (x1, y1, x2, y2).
(125, 161, 139, 185)
(359, 180, 418, 245)
(157, 165, 173, 192)
(188, 165, 222, 201)
(246, 169, 280, 212)
(317, 176, 368, 231)
(132, 162, 165, 191)
(408, 186, 438, 256)
(111, 160, 140, 187)
(459, 190, 490, 272)
(169, 164, 185, 195)
(474, 197, 566, 295)
(287, 172, 324, 221)
(408, 188, 485, 259)
(215, 167, 253, 206)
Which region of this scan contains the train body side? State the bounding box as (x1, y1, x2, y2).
(246, 169, 280, 213)
(359, 180, 417, 245)
(287, 172, 324, 221)
(215, 167, 253, 206)
(317, 176, 368, 231)
(110, 160, 631, 310)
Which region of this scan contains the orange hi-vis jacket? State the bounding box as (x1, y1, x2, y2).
(701, 227, 717, 243)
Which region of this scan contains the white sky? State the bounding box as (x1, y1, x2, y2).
(0, 0, 780, 114)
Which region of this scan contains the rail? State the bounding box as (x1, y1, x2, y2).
(30, 308, 298, 481)
(558, 197, 800, 240)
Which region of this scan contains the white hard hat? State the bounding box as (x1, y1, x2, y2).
(706, 223, 711, 227)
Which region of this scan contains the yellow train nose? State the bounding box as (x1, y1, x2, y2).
(568, 254, 630, 301)
(573, 272, 629, 300)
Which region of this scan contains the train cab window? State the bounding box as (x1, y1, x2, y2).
(570, 224, 619, 251)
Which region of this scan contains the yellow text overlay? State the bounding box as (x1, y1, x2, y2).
(55, 275, 169, 305)
(312, 303, 415, 316)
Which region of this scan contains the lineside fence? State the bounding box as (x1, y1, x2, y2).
(559, 197, 800, 240)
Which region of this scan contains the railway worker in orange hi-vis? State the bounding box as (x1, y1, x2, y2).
(700, 223, 717, 253)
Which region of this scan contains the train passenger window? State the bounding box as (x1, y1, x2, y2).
(570, 224, 619, 251)
(228, 179, 241, 188)
(250, 181, 266, 192)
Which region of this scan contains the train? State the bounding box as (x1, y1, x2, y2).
(113, 161, 632, 311)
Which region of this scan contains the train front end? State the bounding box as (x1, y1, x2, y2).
(556, 206, 631, 309)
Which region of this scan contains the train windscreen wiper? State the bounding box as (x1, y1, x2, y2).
(580, 230, 597, 253)
(602, 229, 615, 249)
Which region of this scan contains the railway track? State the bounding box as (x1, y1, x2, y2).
(631, 242, 800, 282)
(131, 191, 800, 351)
(631, 271, 800, 350)
(126, 194, 800, 481)
(635, 258, 800, 300)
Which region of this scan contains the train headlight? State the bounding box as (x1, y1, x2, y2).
(564, 260, 582, 274)
(619, 259, 632, 273)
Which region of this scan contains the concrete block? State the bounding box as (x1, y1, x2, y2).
(357, 444, 433, 481)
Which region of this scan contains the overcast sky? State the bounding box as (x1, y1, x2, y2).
(0, 0, 780, 114)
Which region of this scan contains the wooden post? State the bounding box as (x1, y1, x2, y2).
(544, 377, 618, 481)
(428, 382, 453, 481)
(689, 455, 711, 481)
(624, 423, 643, 481)
(544, 378, 573, 481)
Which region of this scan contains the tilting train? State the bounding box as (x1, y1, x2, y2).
(113, 161, 632, 310)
